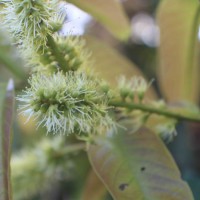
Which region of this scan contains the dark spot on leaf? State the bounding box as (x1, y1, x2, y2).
(119, 183, 129, 191)
(141, 166, 146, 172)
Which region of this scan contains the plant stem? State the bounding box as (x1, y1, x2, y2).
(46, 35, 67, 72)
(109, 100, 200, 123)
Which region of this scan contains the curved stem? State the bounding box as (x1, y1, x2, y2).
(109, 100, 200, 123)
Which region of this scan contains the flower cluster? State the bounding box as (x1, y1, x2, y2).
(33, 36, 90, 73)
(17, 72, 116, 135)
(2, 0, 116, 136)
(2, 0, 63, 51)
(56, 36, 90, 72)
(11, 136, 78, 200)
(118, 75, 153, 102)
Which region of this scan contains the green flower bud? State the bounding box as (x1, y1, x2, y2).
(155, 118, 177, 143)
(117, 76, 153, 102)
(134, 77, 148, 102)
(118, 76, 135, 100)
(17, 72, 116, 135)
(100, 80, 110, 94)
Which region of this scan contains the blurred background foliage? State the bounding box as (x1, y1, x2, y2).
(0, 0, 200, 199)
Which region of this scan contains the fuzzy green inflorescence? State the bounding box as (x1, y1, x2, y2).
(17, 72, 116, 135)
(2, 0, 63, 51)
(56, 37, 90, 72)
(11, 136, 81, 200)
(34, 36, 90, 73)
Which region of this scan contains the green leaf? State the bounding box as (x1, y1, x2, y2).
(85, 36, 157, 100)
(157, 0, 200, 103)
(0, 30, 25, 79)
(81, 169, 107, 200)
(0, 80, 14, 200)
(88, 126, 194, 200)
(66, 0, 131, 40)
